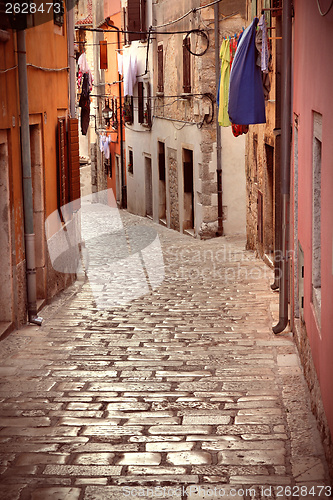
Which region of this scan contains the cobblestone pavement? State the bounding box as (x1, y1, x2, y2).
(0, 209, 331, 500)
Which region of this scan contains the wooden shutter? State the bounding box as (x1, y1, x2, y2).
(140, 0, 147, 40)
(127, 0, 141, 42)
(99, 41, 108, 70)
(183, 37, 191, 93)
(67, 118, 81, 211)
(57, 118, 68, 210)
(257, 190, 263, 244)
(157, 45, 164, 93)
(138, 81, 144, 123)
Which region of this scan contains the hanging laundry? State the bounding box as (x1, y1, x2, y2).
(117, 52, 123, 76)
(122, 53, 137, 97)
(258, 14, 269, 73)
(218, 38, 231, 127)
(79, 72, 90, 136)
(103, 135, 111, 160)
(228, 18, 266, 126)
(78, 52, 93, 91)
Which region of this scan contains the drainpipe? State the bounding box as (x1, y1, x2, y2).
(67, 6, 76, 118)
(17, 30, 43, 326)
(273, 0, 292, 334)
(214, 1, 223, 236)
(105, 20, 126, 208)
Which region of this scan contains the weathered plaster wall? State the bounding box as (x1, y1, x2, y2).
(292, 0, 333, 474)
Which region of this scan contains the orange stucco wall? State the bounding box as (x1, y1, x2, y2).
(0, 14, 71, 325)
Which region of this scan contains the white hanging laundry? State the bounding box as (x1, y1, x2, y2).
(78, 52, 89, 74)
(123, 53, 137, 97)
(104, 135, 111, 160)
(117, 53, 123, 76)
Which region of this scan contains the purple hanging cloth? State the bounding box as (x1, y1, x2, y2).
(228, 18, 266, 125)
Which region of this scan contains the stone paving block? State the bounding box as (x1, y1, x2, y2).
(0, 417, 50, 427)
(14, 453, 68, 465)
(31, 487, 81, 500)
(127, 466, 187, 475)
(115, 452, 162, 465)
(149, 425, 212, 435)
(58, 417, 121, 426)
(0, 426, 81, 437)
(75, 478, 108, 485)
(167, 451, 212, 465)
(43, 465, 122, 476)
(72, 453, 115, 465)
(183, 415, 231, 425)
(146, 441, 195, 452)
(82, 425, 143, 436)
(218, 449, 285, 466)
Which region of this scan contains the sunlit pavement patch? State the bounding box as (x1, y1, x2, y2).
(45, 189, 165, 310)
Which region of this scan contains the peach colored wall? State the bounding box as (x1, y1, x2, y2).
(104, 10, 126, 201)
(293, 0, 333, 433)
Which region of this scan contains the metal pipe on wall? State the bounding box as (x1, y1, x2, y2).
(67, 6, 76, 118)
(273, 0, 292, 334)
(214, 1, 223, 236)
(17, 29, 43, 326)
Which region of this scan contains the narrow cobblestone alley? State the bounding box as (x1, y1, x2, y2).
(0, 208, 331, 500)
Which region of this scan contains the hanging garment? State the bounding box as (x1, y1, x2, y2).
(77, 52, 94, 91)
(79, 72, 90, 136)
(258, 14, 269, 73)
(117, 53, 123, 76)
(228, 18, 266, 125)
(122, 53, 137, 97)
(103, 135, 111, 160)
(218, 38, 231, 127)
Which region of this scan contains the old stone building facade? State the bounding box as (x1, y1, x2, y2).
(122, 0, 248, 238)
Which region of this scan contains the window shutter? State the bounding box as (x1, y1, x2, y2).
(99, 41, 108, 70)
(138, 82, 144, 123)
(57, 118, 68, 210)
(67, 118, 81, 211)
(157, 45, 164, 93)
(140, 0, 147, 41)
(183, 37, 191, 93)
(127, 0, 141, 42)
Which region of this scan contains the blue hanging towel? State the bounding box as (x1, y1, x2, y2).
(228, 18, 266, 125)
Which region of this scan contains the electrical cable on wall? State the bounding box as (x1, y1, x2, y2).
(316, 0, 333, 15)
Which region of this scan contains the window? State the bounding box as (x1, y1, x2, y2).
(312, 112, 322, 327)
(157, 44, 164, 93)
(128, 149, 133, 174)
(183, 37, 191, 93)
(100, 41, 108, 70)
(127, 0, 146, 42)
(138, 82, 144, 123)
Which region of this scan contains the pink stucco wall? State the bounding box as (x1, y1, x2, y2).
(292, 0, 333, 433)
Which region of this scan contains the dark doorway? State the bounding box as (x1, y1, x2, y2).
(183, 148, 194, 231)
(158, 141, 166, 222)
